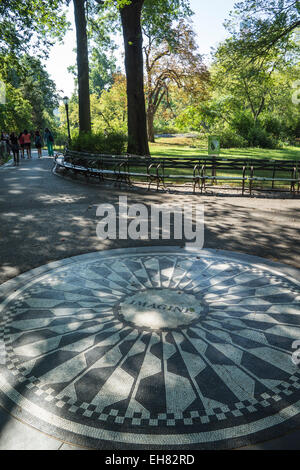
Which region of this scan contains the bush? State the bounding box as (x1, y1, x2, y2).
(262, 116, 282, 140)
(220, 129, 247, 148)
(230, 112, 279, 148)
(69, 131, 127, 155)
(231, 112, 254, 140)
(247, 126, 278, 149)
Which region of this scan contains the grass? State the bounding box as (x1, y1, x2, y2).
(0, 154, 12, 166)
(63, 135, 300, 191)
(150, 137, 300, 161)
(146, 137, 300, 191)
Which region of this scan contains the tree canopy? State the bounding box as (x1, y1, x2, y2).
(0, 0, 69, 60)
(225, 0, 300, 60)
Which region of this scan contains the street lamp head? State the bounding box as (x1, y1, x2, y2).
(63, 96, 69, 106)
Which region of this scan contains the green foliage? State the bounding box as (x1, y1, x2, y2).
(0, 54, 59, 133)
(0, 82, 33, 131)
(225, 0, 300, 61)
(90, 49, 120, 96)
(0, 0, 69, 60)
(231, 112, 279, 148)
(60, 74, 127, 136)
(142, 0, 193, 44)
(87, 1, 121, 96)
(219, 129, 247, 149)
(69, 131, 127, 154)
(262, 115, 283, 140)
(19, 56, 59, 129)
(246, 126, 278, 149)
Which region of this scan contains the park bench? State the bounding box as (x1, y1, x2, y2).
(137, 157, 209, 191)
(54, 151, 300, 196)
(193, 156, 299, 195)
(55, 151, 153, 187)
(193, 157, 248, 194)
(247, 159, 299, 195)
(61, 152, 212, 191)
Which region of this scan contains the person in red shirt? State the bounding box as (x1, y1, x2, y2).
(22, 130, 31, 159)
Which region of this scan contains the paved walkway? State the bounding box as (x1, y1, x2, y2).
(0, 150, 299, 449)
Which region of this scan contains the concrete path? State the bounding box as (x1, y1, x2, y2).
(0, 150, 299, 450)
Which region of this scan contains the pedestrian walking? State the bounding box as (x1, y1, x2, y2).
(18, 133, 25, 158)
(44, 128, 54, 157)
(34, 130, 43, 158)
(9, 132, 20, 166)
(22, 130, 31, 159)
(0, 132, 6, 159)
(1, 131, 11, 156)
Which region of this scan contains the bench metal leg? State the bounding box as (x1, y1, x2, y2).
(242, 178, 245, 195)
(291, 181, 296, 196)
(193, 178, 198, 193)
(249, 179, 253, 196)
(147, 176, 153, 191)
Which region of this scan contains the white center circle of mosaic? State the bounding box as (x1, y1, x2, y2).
(0, 249, 300, 449)
(117, 288, 206, 330)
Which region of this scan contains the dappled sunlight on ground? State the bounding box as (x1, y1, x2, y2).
(0, 154, 299, 286)
(0, 150, 300, 450)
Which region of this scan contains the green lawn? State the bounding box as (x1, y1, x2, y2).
(146, 138, 300, 191)
(63, 136, 300, 191)
(150, 137, 300, 161)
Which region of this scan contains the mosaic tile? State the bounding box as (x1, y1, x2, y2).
(0, 249, 300, 449)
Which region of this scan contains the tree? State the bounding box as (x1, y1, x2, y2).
(59, 74, 127, 134)
(92, 74, 127, 133)
(87, 1, 121, 96)
(144, 20, 209, 142)
(0, 0, 68, 60)
(19, 57, 59, 129)
(225, 0, 300, 61)
(89, 49, 120, 96)
(119, 0, 149, 155)
(117, 0, 194, 153)
(0, 56, 59, 132)
(0, 83, 33, 132)
(75, 0, 194, 153)
(74, 0, 92, 133)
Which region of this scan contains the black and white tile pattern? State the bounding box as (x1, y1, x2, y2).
(0, 248, 300, 449)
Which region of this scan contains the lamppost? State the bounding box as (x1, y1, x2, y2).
(63, 96, 71, 143)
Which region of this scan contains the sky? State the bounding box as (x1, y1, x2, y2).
(45, 0, 237, 99)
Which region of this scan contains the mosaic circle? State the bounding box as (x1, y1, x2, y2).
(115, 288, 207, 330)
(0, 248, 300, 450)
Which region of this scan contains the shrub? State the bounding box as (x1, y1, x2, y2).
(262, 116, 282, 140)
(231, 112, 254, 140)
(230, 111, 279, 148)
(69, 131, 127, 155)
(247, 126, 278, 149)
(220, 129, 247, 148)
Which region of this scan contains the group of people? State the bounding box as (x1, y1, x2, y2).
(0, 129, 55, 166)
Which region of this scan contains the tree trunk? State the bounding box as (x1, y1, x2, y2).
(120, 0, 150, 156)
(147, 106, 155, 143)
(73, 0, 91, 133)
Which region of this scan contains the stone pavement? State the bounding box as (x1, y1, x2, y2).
(0, 150, 299, 449)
